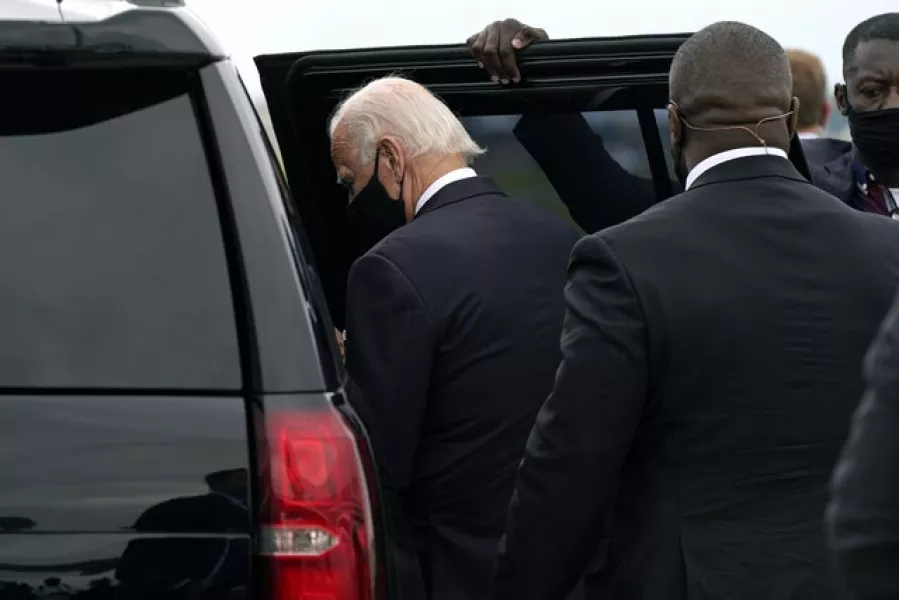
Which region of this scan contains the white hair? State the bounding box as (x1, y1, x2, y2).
(328, 76, 485, 165)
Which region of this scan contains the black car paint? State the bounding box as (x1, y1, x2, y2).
(0, 395, 250, 598)
(0, 7, 348, 599)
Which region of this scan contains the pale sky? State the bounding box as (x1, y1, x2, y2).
(188, 0, 898, 102)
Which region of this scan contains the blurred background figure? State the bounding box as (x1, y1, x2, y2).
(828, 294, 899, 600)
(787, 48, 831, 139)
(786, 48, 849, 166)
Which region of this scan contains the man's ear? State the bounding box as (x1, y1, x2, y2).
(667, 104, 682, 148)
(787, 96, 800, 139)
(377, 137, 392, 162)
(820, 101, 831, 127)
(380, 137, 405, 181)
(834, 83, 850, 116)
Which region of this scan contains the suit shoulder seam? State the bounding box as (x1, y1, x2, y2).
(364, 250, 436, 324)
(593, 234, 651, 329)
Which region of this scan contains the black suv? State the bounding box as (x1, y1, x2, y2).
(0, 3, 810, 600)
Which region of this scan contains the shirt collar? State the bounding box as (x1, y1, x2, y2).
(685, 147, 790, 190)
(798, 130, 821, 140)
(414, 167, 477, 214)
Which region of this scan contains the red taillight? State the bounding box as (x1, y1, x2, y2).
(258, 404, 377, 600)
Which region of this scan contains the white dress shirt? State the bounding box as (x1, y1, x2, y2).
(414, 167, 477, 215)
(685, 146, 789, 190)
(798, 130, 821, 140)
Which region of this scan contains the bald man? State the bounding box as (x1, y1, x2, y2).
(330, 76, 580, 600)
(488, 22, 899, 600)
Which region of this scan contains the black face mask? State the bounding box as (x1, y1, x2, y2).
(847, 103, 899, 172)
(346, 149, 407, 255)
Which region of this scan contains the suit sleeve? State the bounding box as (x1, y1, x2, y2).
(827, 293, 899, 600)
(344, 251, 436, 492)
(490, 234, 649, 600)
(514, 112, 658, 233)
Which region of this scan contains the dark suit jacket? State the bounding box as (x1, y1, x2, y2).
(827, 292, 899, 600)
(800, 136, 851, 168)
(810, 142, 899, 217)
(489, 156, 899, 600)
(345, 176, 581, 600)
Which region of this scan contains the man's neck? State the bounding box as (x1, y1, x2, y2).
(409, 154, 467, 201)
(414, 165, 477, 214)
(685, 146, 789, 190)
(798, 127, 822, 139)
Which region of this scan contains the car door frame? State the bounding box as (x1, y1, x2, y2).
(255, 35, 811, 325)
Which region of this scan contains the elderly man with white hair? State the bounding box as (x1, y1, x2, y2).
(330, 76, 580, 600)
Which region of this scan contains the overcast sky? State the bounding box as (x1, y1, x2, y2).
(187, 0, 897, 102)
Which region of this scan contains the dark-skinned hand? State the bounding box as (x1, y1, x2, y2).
(466, 19, 549, 84)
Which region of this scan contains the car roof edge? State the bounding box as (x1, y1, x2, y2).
(0, 5, 226, 58)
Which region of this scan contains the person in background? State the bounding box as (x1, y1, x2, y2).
(488, 21, 899, 600)
(827, 293, 899, 600)
(788, 48, 830, 139)
(469, 13, 899, 220)
(331, 76, 580, 600)
(815, 13, 899, 217)
(786, 48, 847, 165)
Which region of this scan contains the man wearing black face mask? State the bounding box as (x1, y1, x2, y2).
(330, 76, 581, 600)
(489, 21, 899, 600)
(344, 144, 408, 255)
(813, 13, 899, 217)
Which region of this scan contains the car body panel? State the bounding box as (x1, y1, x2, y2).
(0, 6, 356, 600)
(0, 394, 251, 598)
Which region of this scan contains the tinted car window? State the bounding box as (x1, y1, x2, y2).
(0, 70, 240, 389)
(464, 109, 674, 233)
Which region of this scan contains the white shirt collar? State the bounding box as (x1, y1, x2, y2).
(798, 130, 821, 140)
(414, 167, 477, 215)
(685, 147, 790, 190)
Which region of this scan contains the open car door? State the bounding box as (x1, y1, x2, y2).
(255, 36, 811, 328)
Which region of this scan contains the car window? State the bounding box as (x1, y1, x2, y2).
(0, 70, 240, 389)
(463, 109, 674, 234)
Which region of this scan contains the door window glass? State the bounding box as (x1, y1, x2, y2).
(464, 109, 675, 233)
